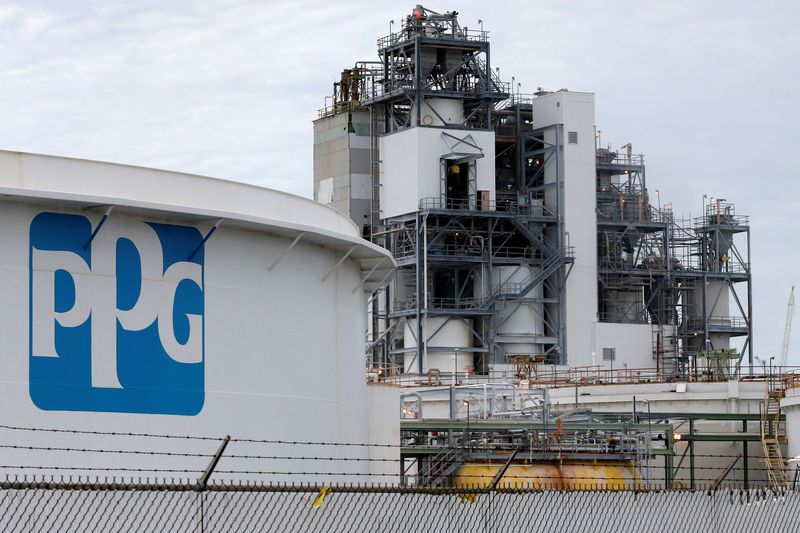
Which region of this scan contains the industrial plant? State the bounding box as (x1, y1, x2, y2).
(1, 4, 799, 531)
(314, 5, 798, 491)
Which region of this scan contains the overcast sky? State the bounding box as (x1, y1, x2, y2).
(1, 1, 798, 363)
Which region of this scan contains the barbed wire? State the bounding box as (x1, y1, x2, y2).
(0, 423, 402, 448)
(1, 422, 784, 456)
(0, 441, 777, 467)
(0, 465, 775, 483)
(0, 444, 401, 462)
(0, 465, 204, 474)
(0, 476, 789, 494)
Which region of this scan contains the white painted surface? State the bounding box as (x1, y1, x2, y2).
(417, 98, 464, 127)
(782, 389, 800, 461)
(367, 385, 401, 482)
(492, 266, 544, 355)
(0, 150, 361, 240)
(380, 127, 496, 220)
(0, 152, 396, 481)
(595, 323, 655, 369)
(403, 317, 473, 374)
(532, 92, 599, 366)
(379, 128, 420, 219)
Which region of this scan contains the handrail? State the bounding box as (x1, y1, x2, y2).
(418, 197, 555, 217)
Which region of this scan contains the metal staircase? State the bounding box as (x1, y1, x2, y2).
(418, 446, 464, 488)
(509, 218, 552, 256)
(467, 54, 505, 95)
(488, 251, 572, 306)
(760, 379, 788, 490)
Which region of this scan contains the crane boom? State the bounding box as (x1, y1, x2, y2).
(781, 286, 795, 367)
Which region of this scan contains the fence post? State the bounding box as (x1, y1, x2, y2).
(197, 436, 231, 533)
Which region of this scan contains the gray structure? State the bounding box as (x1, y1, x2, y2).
(313, 70, 373, 237)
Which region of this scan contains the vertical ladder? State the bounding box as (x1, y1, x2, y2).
(369, 106, 382, 240)
(761, 379, 788, 490)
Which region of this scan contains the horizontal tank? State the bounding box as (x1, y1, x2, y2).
(455, 461, 638, 490)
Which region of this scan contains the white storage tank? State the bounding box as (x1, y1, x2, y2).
(403, 317, 473, 374)
(0, 150, 394, 481)
(781, 387, 800, 470)
(491, 265, 544, 356)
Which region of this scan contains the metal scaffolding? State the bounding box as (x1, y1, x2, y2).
(314, 6, 751, 380)
(596, 148, 753, 373)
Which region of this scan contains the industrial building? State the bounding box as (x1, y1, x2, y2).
(313, 5, 752, 381)
(0, 4, 792, 496)
(312, 5, 793, 490)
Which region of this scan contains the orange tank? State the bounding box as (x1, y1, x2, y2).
(454, 460, 639, 491)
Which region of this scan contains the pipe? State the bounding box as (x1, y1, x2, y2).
(400, 392, 424, 420)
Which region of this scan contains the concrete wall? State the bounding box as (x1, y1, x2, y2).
(595, 323, 654, 369)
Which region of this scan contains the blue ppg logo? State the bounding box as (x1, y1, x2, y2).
(29, 212, 205, 415)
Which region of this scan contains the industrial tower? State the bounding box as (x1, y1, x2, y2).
(313, 6, 753, 378)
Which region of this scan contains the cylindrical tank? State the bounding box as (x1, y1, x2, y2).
(404, 317, 473, 373)
(781, 389, 800, 469)
(491, 266, 544, 355)
(0, 150, 394, 481)
(455, 461, 638, 490)
(687, 280, 731, 353)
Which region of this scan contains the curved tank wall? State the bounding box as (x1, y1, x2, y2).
(491, 266, 544, 356)
(782, 390, 800, 467)
(0, 151, 394, 481)
(416, 98, 464, 127)
(403, 317, 473, 374)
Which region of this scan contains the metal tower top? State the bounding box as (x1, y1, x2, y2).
(377, 5, 489, 52)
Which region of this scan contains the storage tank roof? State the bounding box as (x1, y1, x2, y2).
(0, 150, 394, 288)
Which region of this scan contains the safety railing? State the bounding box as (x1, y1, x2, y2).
(393, 296, 489, 313)
(317, 100, 364, 119)
(418, 197, 556, 217)
(394, 243, 536, 261)
(686, 316, 749, 330)
(487, 365, 800, 388)
(596, 152, 645, 167)
(377, 26, 489, 51)
(366, 362, 404, 384)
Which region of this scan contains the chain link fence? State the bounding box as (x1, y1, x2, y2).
(1, 479, 799, 532)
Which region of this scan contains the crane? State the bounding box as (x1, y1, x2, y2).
(780, 286, 795, 368)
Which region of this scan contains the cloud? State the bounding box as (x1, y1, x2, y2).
(1, 0, 798, 360)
